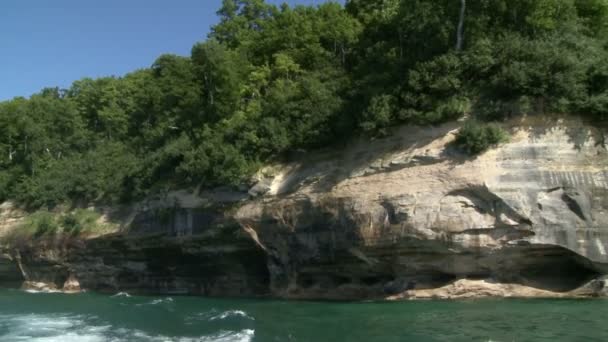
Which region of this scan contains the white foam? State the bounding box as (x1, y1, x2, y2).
(185, 309, 255, 324)
(149, 297, 173, 305)
(136, 297, 174, 306)
(0, 313, 255, 342)
(23, 289, 62, 294)
(111, 292, 131, 298)
(209, 310, 254, 321)
(27, 333, 107, 342)
(198, 329, 255, 342)
(132, 329, 255, 342)
(0, 314, 108, 342)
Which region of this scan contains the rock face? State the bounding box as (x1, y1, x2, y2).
(1, 116, 608, 299)
(1, 228, 270, 296)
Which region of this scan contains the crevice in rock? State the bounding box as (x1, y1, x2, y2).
(380, 200, 408, 225)
(447, 185, 532, 227)
(453, 227, 535, 241)
(561, 191, 588, 222)
(538, 186, 592, 223)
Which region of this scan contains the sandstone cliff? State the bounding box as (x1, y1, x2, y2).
(1, 115, 608, 300)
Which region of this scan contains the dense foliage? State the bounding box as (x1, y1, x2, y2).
(455, 120, 509, 155)
(4, 208, 113, 243)
(1, 0, 607, 208)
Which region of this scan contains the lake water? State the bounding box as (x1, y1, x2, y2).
(0, 288, 606, 341)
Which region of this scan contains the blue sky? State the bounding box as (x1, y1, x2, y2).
(0, 0, 340, 101)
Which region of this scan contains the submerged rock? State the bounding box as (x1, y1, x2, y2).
(21, 281, 60, 293)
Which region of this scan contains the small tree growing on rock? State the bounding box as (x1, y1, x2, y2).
(455, 120, 509, 155)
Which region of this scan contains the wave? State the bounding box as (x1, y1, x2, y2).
(209, 310, 255, 321)
(111, 292, 131, 298)
(114, 327, 254, 342)
(150, 297, 173, 305)
(199, 329, 254, 342)
(0, 313, 254, 342)
(135, 297, 174, 306)
(0, 314, 107, 342)
(185, 309, 255, 324)
(23, 288, 62, 294)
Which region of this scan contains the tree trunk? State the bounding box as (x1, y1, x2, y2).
(456, 0, 466, 51)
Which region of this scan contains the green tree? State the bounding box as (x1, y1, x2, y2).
(0, 0, 607, 210)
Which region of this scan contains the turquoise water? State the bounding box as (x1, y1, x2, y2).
(0, 289, 607, 341)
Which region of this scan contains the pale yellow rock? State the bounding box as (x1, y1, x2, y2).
(387, 279, 568, 300)
(62, 274, 81, 293)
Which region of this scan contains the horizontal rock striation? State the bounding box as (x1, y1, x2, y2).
(1, 116, 608, 300)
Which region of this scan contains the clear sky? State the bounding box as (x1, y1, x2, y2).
(0, 0, 339, 101)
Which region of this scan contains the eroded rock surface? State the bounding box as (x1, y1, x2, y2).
(1, 116, 607, 299)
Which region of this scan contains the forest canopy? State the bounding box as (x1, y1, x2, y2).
(1, 0, 607, 208)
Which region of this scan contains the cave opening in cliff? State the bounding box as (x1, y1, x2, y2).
(0, 258, 25, 289)
(496, 245, 600, 292)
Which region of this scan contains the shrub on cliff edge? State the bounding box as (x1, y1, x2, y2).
(455, 120, 509, 155)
